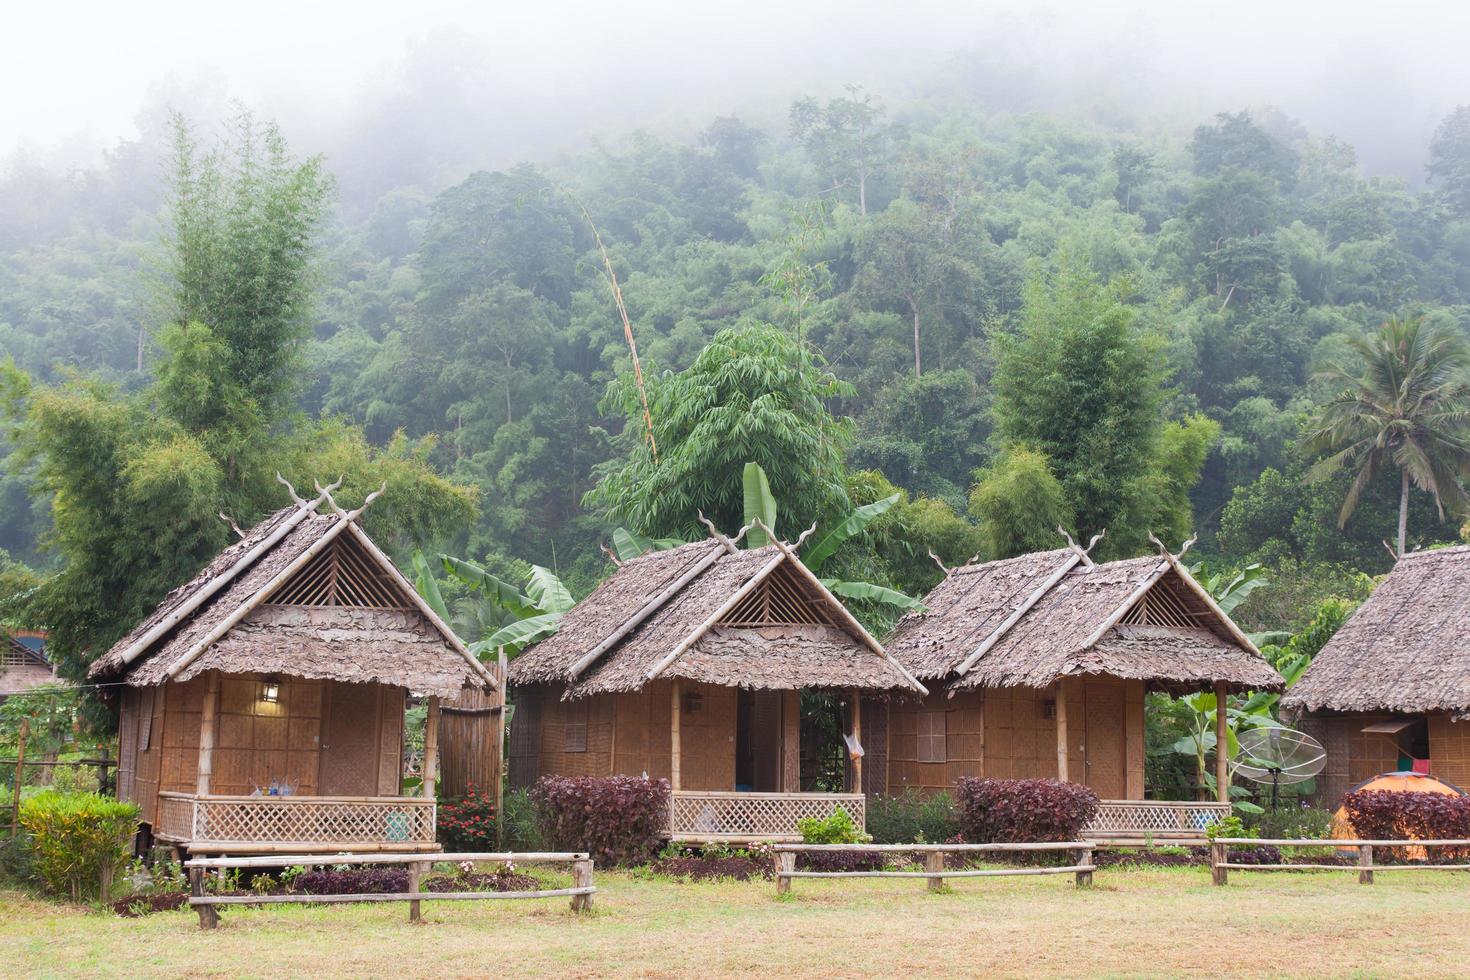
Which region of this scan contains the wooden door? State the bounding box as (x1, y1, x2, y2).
(319, 682, 381, 796)
(1082, 681, 1126, 800)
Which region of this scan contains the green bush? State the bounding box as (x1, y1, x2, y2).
(1246, 804, 1333, 840)
(1204, 814, 1251, 842)
(865, 790, 960, 844)
(500, 789, 544, 852)
(18, 791, 138, 900)
(797, 807, 869, 844)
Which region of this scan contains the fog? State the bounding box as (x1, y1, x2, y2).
(7, 0, 1470, 187)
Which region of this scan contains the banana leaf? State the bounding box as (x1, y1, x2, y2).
(527, 565, 575, 615)
(409, 550, 450, 621)
(611, 527, 685, 560)
(439, 555, 537, 618)
(743, 462, 778, 548)
(470, 612, 564, 657)
(802, 493, 900, 573)
(823, 578, 926, 611)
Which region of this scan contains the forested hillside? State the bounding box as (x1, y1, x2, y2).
(6, 90, 1470, 644)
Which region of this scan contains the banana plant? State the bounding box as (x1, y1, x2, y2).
(608, 462, 923, 612)
(411, 550, 573, 658)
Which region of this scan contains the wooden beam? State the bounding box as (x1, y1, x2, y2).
(494, 648, 507, 848)
(1214, 681, 1229, 803)
(569, 543, 726, 680)
(851, 690, 863, 794)
(957, 553, 1081, 675)
(423, 696, 440, 800)
(1149, 533, 1262, 657)
(782, 690, 800, 792)
(644, 553, 785, 681)
(670, 681, 682, 791)
(1055, 678, 1070, 784)
(197, 672, 221, 795)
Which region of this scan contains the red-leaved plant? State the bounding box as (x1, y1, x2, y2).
(954, 777, 1099, 843)
(531, 775, 671, 866)
(1342, 789, 1470, 861)
(437, 782, 498, 851)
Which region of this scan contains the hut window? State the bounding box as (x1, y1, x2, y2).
(917, 710, 947, 763)
(563, 701, 588, 753)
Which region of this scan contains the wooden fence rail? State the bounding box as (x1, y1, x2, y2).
(183, 850, 594, 929)
(1210, 837, 1470, 886)
(772, 841, 1095, 895)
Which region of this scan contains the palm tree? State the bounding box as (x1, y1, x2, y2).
(1305, 316, 1470, 557)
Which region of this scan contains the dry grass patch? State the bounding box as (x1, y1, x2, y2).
(5, 866, 1470, 977)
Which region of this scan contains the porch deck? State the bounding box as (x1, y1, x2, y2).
(667, 790, 865, 842)
(154, 791, 438, 853)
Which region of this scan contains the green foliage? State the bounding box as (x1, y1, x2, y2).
(587, 323, 853, 541)
(17, 791, 138, 900)
(1246, 804, 1333, 840)
(1203, 814, 1251, 841)
(968, 445, 1073, 560)
(864, 790, 960, 845)
(499, 788, 546, 852)
(796, 807, 869, 845)
(431, 555, 574, 657)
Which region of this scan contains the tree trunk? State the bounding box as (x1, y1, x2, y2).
(907, 294, 921, 378)
(1397, 466, 1409, 558)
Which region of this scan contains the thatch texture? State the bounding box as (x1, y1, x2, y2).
(508, 540, 917, 696)
(888, 551, 1281, 694)
(90, 505, 482, 698)
(1283, 546, 1470, 714)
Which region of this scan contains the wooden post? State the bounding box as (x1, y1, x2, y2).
(670, 681, 682, 792)
(1055, 679, 1070, 783)
(1071, 846, 1093, 888)
(1210, 841, 1227, 886)
(925, 850, 945, 893)
(850, 689, 863, 794)
(776, 851, 796, 895)
(571, 858, 594, 911)
(423, 696, 440, 800)
(1214, 681, 1229, 803)
(196, 672, 220, 795)
(407, 860, 424, 921)
(1358, 844, 1374, 885)
(494, 648, 508, 849)
(190, 867, 219, 929)
(10, 718, 26, 836)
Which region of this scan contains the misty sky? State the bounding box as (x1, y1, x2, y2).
(8, 0, 1470, 179)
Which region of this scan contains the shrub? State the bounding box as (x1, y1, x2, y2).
(954, 778, 1099, 843)
(17, 791, 138, 900)
(866, 789, 960, 845)
(531, 775, 670, 866)
(1204, 815, 1251, 841)
(1342, 790, 1470, 860)
(438, 782, 498, 851)
(500, 788, 544, 851)
(294, 867, 408, 894)
(797, 807, 869, 844)
(1247, 804, 1333, 841)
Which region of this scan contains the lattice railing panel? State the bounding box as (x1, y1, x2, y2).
(161, 795, 436, 845)
(1086, 800, 1229, 835)
(668, 791, 864, 839)
(155, 793, 196, 841)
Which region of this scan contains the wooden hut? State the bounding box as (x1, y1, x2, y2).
(507, 527, 927, 841)
(87, 483, 497, 855)
(1283, 545, 1470, 804)
(2, 631, 57, 701)
(879, 541, 1283, 841)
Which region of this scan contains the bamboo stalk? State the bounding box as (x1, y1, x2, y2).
(191, 887, 594, 906)
(1215, 681, 1229, 803)
(196, 672, 220, 795)
(185, 851, 588, 869)
(423, 697, 440, 800)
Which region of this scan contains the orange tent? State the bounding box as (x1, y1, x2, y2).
(1332, 771, 1465, 847)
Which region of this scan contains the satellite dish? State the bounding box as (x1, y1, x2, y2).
(1234, 727, 1327, 809)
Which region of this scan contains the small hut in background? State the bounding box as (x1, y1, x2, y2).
(1284, 545, 1470, 804)
(507, 525, 926, 841)
(88, 481, 497, 855)
(880, 538, 1282, 841)
(1, 630, 56, 702)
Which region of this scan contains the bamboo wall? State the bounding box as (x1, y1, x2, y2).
(436, 681, 505, 800)
(885, 678, 1146, 799)
(117, 674, 407, 830)
(1303, 711, 1470, 805)
(508, 682, 802, 792)
(1430, 714, 1470, 790)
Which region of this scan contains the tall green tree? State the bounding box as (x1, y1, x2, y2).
(1427, 105, 1470, 219)
(1304, 315, 1470, 557)
(967, 445, 1074, 560)
(586, 323, 853, 540)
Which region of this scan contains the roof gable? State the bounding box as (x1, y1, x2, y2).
(509, 538, 922, 695)
(1283, 545, 1470, 714)
(889, 548, 1281, 693)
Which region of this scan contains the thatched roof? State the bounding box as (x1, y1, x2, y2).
(89, 494, 491, 699)
(1283, 545, 1470, 714)
(887, 548, 1282, 694)
(508, 538, 924, 697)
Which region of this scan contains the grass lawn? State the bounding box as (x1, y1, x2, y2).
(5, 865, 1469, 978)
